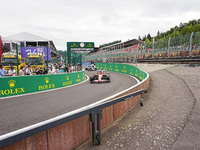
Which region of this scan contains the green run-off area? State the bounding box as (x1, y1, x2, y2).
(0, 71, 85, 98)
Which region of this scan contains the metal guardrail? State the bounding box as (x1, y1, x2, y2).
(137, 56, 200, 64)
(0, 89, 147, 148)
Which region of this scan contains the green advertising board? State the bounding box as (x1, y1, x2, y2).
(96, 63, 147, 81)
(67, 42, 94, 65)
(67, 42, 94, 51)
(0, 71, 85, 98)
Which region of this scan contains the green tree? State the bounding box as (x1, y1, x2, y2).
(100, 40, 121, 48)
(141, 19, 200, 48)
(147, 33, 152, 41)
(179, 23, 184, 28)
(194, 24, 200, 32)
(157, 30, 160, 37)
(145, 38, 150, 43)
(188, 19, 197, 25)
(193, 32, 200, 44)
(142, 35, 146, 41)
(180, 24, 193, 35)
(138, 35, 142, 41)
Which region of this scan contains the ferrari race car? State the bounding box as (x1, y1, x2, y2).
(90, 70, 111, 83)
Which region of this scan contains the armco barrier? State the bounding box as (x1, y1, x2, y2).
(0, 63, 149, 150)
(0, 71, 85, 98)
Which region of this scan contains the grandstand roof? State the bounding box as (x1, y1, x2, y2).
(3, 32, 58, 56)
(5, 32, 49, 41)
(124, 39, 144, 47)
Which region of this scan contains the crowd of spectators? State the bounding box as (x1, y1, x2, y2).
(0, 63, 82, 77)
(0, 64, 7, 77)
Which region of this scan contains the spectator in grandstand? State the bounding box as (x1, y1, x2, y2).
(0, 64, 7, 77)
(76, 63, 82, 71)
(23, 65, 28, 74)
(59, 63, 65, 71)
(8, 66, 16, 76)
(48, 67, 55, 74)
(67, 65, 71, 72)
(19, 66, 25, 76)
(34, 66, 43, 75)
(75, 64, 78, 71)
(25, 65, 33, 75)
(56, 66, 63, 74)
(71, 64, 75, 72)
(40, 64, 47, 74)
(60, 66, 64, 73)
(65, 64, 69, 73)
(52, 63, 57, 72)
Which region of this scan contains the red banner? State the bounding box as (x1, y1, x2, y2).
(0, 35, 2, 61)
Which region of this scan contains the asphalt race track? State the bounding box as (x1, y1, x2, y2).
(0, 71, 137, 135)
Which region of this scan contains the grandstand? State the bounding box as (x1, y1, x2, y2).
(88, 39, 144, 55)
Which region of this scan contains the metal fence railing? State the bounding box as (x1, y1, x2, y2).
(0, 89, 147, 148)
(84, 31, 200, 63)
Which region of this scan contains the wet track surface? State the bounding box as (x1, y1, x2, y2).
(0, 71, 137, 135)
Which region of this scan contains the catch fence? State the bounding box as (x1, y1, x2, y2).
(84, 32, 200, 63)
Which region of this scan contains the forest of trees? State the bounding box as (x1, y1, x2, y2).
(99, 40, 121, 48)
(139, 19, 200, 43)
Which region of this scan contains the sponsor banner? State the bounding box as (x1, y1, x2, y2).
(21, 47, 51, 61)
(0, 71, 85, 98)
(67, 42, 94, 51)
(96, 63, 147, 81)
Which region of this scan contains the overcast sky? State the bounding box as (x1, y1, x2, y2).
(0, 0, 200, 50)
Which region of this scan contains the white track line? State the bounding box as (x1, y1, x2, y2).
(0, 70, 149, 140)
(0, 69, 149, 141)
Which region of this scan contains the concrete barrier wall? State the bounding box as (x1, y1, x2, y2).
(0, 64, 149, 150)
(0, 71, 85, 98)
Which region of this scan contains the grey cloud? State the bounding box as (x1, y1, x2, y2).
(0, 0, 200, 50)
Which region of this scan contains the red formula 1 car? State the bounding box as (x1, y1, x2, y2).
(90, 70, 111, 83)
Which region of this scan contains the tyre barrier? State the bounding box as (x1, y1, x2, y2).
(0, 63, 149, 150)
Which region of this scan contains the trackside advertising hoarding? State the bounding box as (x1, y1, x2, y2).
(96, 63, 147, 81)
(67, 42, 94, 51)
(0, 71, 85, 98)
(21, 47, 51, 61)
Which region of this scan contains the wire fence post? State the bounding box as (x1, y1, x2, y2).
(189, 32, 194, 56)
(144, 41, 146, 58)
(65, 50, 67, 72)
(16, 44, 19, 75)
(140, 44, 142, 58)
(47, 47, 49, 74)
(168, 38, 171, 57)
(114, 46, 116, 63)
(152, 39, 155, 58)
